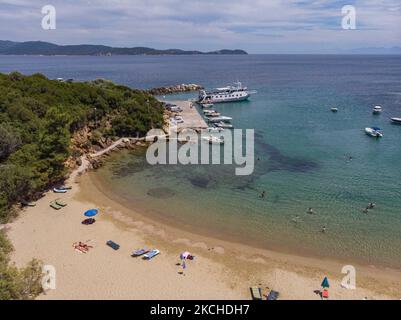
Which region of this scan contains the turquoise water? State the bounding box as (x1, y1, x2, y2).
(2, 54, 401, 268)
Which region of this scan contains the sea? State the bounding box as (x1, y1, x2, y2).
(1, 54, 401, 268)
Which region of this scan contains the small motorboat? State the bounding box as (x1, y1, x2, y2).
(390, 117, 401, 124)
(132, 249, 150, 257)
(143, 249, 160, 260)
(53, 188, 67, 193)
(205, 127, 224, 133)
(201, 103, 214, 108)
(208, 116, 232, 123)
(203, 109, 216, 114)
(331, 107, 338, 113)
(365, 127, 383, 138)
(205, 112, 221, 117)
(202, 135, 224, 144)
(215, 121, 233, 129)
(372, 106, 382, 114)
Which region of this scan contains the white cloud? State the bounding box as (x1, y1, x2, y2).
(0, 0, 399, 52)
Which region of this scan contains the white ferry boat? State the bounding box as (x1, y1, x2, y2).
(198, 82, 255, 104)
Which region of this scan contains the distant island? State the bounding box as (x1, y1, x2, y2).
(0, 40, 248, 56)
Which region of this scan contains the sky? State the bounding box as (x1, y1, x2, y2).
(0, 0, 400, 53)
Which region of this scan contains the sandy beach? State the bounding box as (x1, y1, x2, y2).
(5, 153, 401, 300)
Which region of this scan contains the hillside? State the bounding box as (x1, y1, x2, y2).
(0, 41, 248, 56)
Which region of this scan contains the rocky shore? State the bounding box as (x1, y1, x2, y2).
(146, 83, 203, 95)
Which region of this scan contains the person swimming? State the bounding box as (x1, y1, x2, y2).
(260, 191, 266, 198)
(308, 207, 314, 214)
(321, 226, 326, 233)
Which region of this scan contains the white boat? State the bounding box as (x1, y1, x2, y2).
(390, 117, 401, 124)
(372, 106, 382, 114)
(365, 127, 383, 137)
(203, 109, 216, 114)
(205, 127, 224, 133)
(208, 116, 232, 123)
(201, 103, 214, 108)
(214, 121, 233, 129)
(331, 107, 338, 112)
(202, 135, 224, 144)
(205, 112, 221, 117)
(198, 82, 255, 104)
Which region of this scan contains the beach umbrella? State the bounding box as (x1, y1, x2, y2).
(180, 251, 191, 260)
(321, 276, 330, 288)
(84, 209, 98, 217)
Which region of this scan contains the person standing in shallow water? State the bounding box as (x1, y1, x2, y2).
(260, 191, 266, 199)
(308, 207, 314, 214)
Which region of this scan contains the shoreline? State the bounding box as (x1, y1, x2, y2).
(5, 146, 401, 299)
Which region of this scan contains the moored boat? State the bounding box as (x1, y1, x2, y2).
(214, 121, 233, 129)
(198, 82, 255, 104)
(202, 135, 224, 144)
(208, 116, 232, 123)
(390, 117, 401, 124)
(372, 106, 382, 114)
(365, 127, 383, 137)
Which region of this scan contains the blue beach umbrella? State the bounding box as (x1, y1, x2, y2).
(84, 209, 98, 217)
(321, 276, 330, 288)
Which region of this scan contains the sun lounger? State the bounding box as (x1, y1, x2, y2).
(50, 201, 62, 210)
(20, 200, 36, 207)
(250, 287, 263, 300)
(267, 290, 280, 300)
(55, 199, 67, 207)
(106, 240, 120, 250)
(143, 249, 160, 260)
(132, 249, 150, 257)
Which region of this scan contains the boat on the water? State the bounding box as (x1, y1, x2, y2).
(202, 135, 224, 144)
(198, 82, 255, 104)
(214, 121, 233, 129)
(390, 117, 401, 124)
(365, 127, 383, 137)
(331, 107, 338, 112)
(205, 112, 221, 117)
(372, 106, 382, 114)
(201, 103, 214, 108)
(205, 127, 224, 133)
(208, 116, 232, 123)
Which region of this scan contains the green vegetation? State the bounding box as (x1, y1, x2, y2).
(0, 231, 43, 300)
(0, 72, 163, 222)
(0, 72, 163, 299)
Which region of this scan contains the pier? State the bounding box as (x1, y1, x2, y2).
(167, 100, 208, 131)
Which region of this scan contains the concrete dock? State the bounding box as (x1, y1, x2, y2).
(168, 100, 208, 131)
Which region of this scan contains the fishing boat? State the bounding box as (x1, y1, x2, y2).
(198, 82, 255, 104)
(143, 249, 160, 260)
(390, 117, 401, 124)
(365, 127, 383, 137)
(202, 135, 224, 144)
(372, 106, 382, 114)
(214, 121, 233, 129)
(208, 116, 232, 123)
